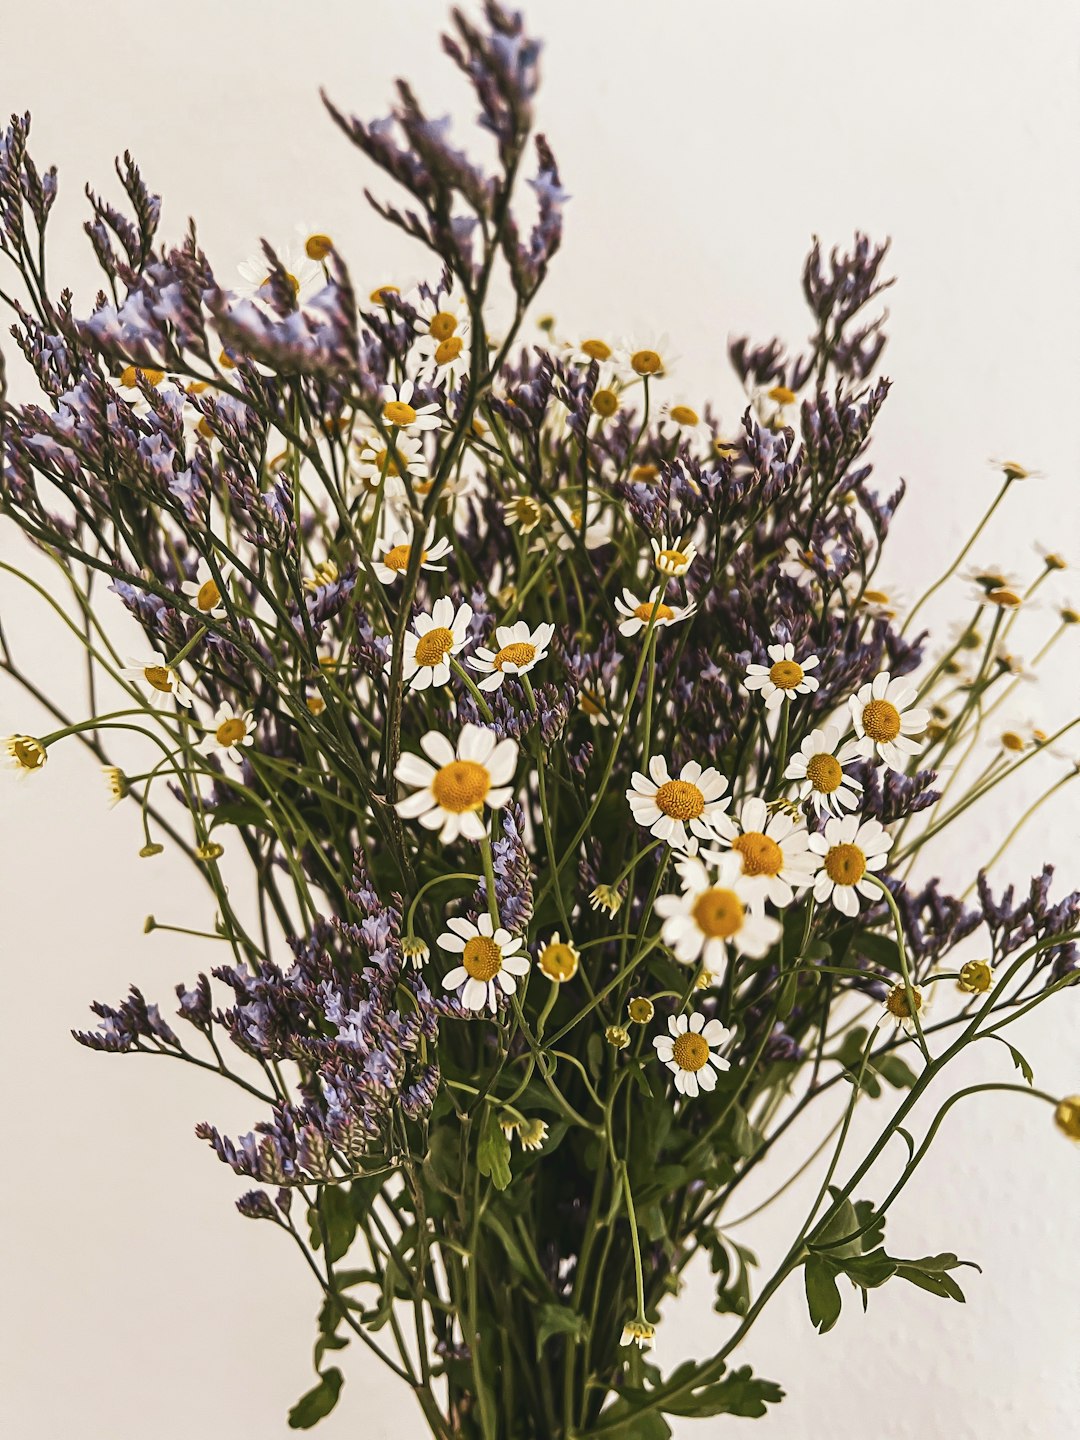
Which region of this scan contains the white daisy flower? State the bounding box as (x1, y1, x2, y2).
(650, 534, 697, 578)
(113, 364, 180, 417)
(627, 757, 729, 851)
(618, 333, 675, 380)
(784, 725, 864, 816)
(614, 586, 696, 638)
(381, 378, 443, 435)
(780, 537, 844, 586)
(659, 401, 710, 449)
(808, 815, 893, 917)
(391, 598, 473, 691)
(620, 1319, 655, 1350)
(438, 912, 530, 1013)
(199, 703, 255, 763)
(468, 620, 555, 692)
(744, 642, 820, 711)
(883, 982, 928, 1035)
(122, 656, 192, 709)
(709, 796, 819, 909)
(654, 852, 780, 970)
(503, 494, 547, 534)
(548, 494, 611, 552)
(353, 431, 429, 496)
(536, 932, 580, 983)
(408, 284, 469, 340)
(652, 1011, 734, 1098)
(372, 525, 453, 585)
(394, 723, 518, 843)
(2, 735, 47, 776)
(849, 672, 930, 771)
(414, 302, 472, 390)
(181, 557, 229, 619)
(564, 335, 619, 369)
(237, 242, 321, 307)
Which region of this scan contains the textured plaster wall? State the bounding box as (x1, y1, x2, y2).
(1, 3, 1078, 1436)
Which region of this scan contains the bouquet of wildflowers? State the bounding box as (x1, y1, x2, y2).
(2, 6, 1077, 1436)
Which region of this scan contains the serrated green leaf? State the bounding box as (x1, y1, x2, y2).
(287, 1368, 343, 1429)
(535, 1302, 587, 1357)
(477, 1103, 511, 1191)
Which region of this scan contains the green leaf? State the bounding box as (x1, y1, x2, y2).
(308, 1185, 357, 1264)
(811, 1197, 863, 1260)
(804, 1254, 842, 1333)
(839, 1249, 897, 1289)
(593, 1398, 672, 1440)
(850, 931, 902, 972)
(1005, 1041, 1035, 1086)
(287, 1368, 343, 1429)
(616, 1364, 784, 1422)
(874, 1054, 917, 1089)
(477, 1103, 512, 1191)
(422, 1123, 462, 1197)
(535, 1302, 587, 1357)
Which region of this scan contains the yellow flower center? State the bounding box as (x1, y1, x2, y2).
(768, 384, 796, 406)
(824, 843, 866, 886)
(462, 935, 503, 982)
(580, 690, 604, 716)
(862, 588, 892, 606)
(580, 338, 611, 361)
(196, 578, 221, 612)
(885, 984, 923, 1020)
(627, 996, 654, 1024)
(143, 665, 175, 694)
(494, 641, 537, 671)
(428, 310, 458, 339)
(384, 543, 425, 573)
(806, 752, 843, 793)
(9, 737, 46, 770)
(539, 942, 578, 982)
(383, 399, 418, 427)
(672, 1031, 710, 1071)
(768, 659, 804, 690)
(958, 960, 993, 994)
(216, 717, 247, 746)
(432, 759, 490, 813)
(732, 831, 784, 877)
(656, 547, 689, 572)
(669, 404, 700, 427)
(120, 365, 164, 388)
(691, 886, 744, 938)
(633, 600, 674, 623)
(366, 447, 402, 481)
(1054, 1097, 1080, 1141)
(305, 233, 333, 260)
(861, 699, 902, 742)
(435, 335, 464, 365)
(631, 348, 662, 376)
(414, 627, 456, 666)
(987, 586, 1022, 608)
(654, 779, 705, 821)
(632, 463, 660, 485)
(1001, 461, 1030, 482)
(1001, 731, 1026, 753)
(260, 271, 299, 296)
(592, 387, 619, 417)
(370, 284, 399, 305)
(307, 694, 326, 716)
(508, 496, 544, 527)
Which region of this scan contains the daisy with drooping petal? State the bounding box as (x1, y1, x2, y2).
(122, 656, 192, 709)
(392, 598, 473, 691)
(627, 757, 729, 851)
(354, 431, 429, 496)
(744, 642, 820, 711)
(883, 981, 928, 1035)
(438, 912, 530, 1013)
(620, 1319, 655, 1350)
(394, 723, 518, 843)
(709, 796, 819, 909)
(503, 494, 546, 534)
(808, 815, 893, 917)
(3, 734, 47, 776)
(536, 932, 580, 983)
(468, 620, 555, 692)
(650, 534, 697, 578)
(654, 852, 781, 969)
(653, 1011, 734, 1098)
(381, 378, 443, 434)
(372, 525, 453, 585)
(784, 725, 864, 816)
(181, 556, 229, 619)
(614, 586, 696, 639)
(849, 672, 930, 770)
(199, 703, 256, 763)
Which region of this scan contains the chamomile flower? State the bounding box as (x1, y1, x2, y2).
(849, 673, 930, 770)
(614, 586, 696, 638)
(394, 598, 473, 691)
(883, 982, 928, 1035)
(744, 642, 820, 711)
(655, 852, 780, 969)
(565, 335, 618, 368)
(354, 431, 429, 495)
(503, 494, 546, 534)
(381, 378, 442, 434)
(409, 285, 469, 342)
(650, 534, 697, 578)
(468, 620, 555, 692)
(122, 656, 192, 708)
(780, 537, 844, 586)
(372, 525, 453, 585)
(844, 575, 905, 621)
(518, 1118, 549, 1151)
(784, 726, 864, 816)
(199, 703, 256, 763)
(414, 299, 472, 390)
(709, 796, 819, 909)
(620, 333, 674, 379)
(627, 757, 729, 851)
(102, 766, 128, 807)
(808, 815, 893, 917)
(659, 401, 710, 449)
(548, 494, 610, 551)
(394, 723, 518, 842)
(237, 242, 320, 306)
(438, 912, 529, 1013)
(113, 364, 178, 417)
(3, 734, 47, 776)
(181, 557, 229, 619)
(620, 1319, 655, 1350)
(536, 932, 580, 983)
(653, 1011, 734, 1098)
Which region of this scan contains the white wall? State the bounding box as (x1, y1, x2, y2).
(1, 2, 1078, 1436)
